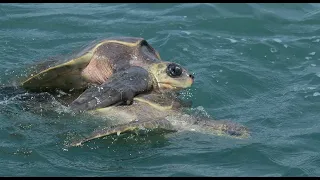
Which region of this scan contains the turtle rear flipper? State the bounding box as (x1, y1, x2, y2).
(196, 118, 250, 138)
(70, 118, 175, 147)
(69, 66, 153, 112)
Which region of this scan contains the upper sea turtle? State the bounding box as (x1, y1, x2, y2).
(21, 37, 194, 112)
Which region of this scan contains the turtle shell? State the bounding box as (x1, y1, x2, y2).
(21, 37, 162, 92)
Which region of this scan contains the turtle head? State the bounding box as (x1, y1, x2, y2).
(149, 62, 194, 92)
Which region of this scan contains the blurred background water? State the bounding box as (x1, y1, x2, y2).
(0, 3, 320, 176)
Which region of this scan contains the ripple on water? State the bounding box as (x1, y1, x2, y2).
(0, 3, 320, 177)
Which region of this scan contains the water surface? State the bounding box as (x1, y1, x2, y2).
(0, 3, 320, 177)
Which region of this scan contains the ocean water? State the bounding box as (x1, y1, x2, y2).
(0, 3, 320, 177)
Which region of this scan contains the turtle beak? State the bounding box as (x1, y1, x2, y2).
(188, 73, 194, 84)
(189, 74, 195, 80)
(189, 73, 194, 81)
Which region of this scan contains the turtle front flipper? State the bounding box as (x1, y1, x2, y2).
(70, 118, 176, 147)
(69, 66, 153, 112)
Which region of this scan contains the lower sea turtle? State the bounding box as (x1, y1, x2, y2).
(70, 92, 249, 147)
(20, 37, 194, 112)
(0, 86, 249, 147)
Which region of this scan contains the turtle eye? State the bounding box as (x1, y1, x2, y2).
(166, 63, 183, 77)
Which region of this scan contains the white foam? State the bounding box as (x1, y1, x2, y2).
(311, 64, 316, 67)
(312, 39, 320, 43)
(313, 92, 320, 97)
(182, 31, 191, 35)
(305, 57, 312, 60)
(0, 99, 8, 105)
(309, 52, 316, 56)
(284, 44, 288, 48)
(270, 48, 277, 53)
(226, 38, 237, 43)
(273, 38, 282, 43)
(194, 106, 210, 118)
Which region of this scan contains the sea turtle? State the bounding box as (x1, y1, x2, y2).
(70, 92, 249, 147)
(5, 37, 248, 147)
(21, 37, 194, 112)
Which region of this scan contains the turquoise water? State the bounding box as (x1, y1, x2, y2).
(0, 3, 320, 177)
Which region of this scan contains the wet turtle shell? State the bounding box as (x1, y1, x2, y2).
(21, 37, 162, 92)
